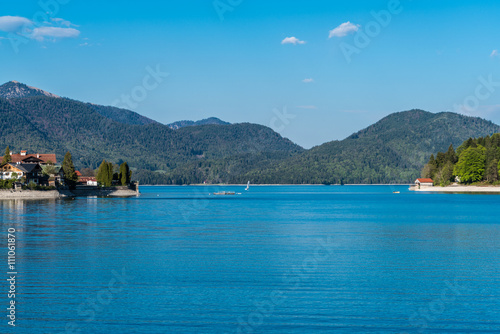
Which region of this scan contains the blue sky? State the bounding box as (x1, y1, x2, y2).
(1, 0, 500, 148)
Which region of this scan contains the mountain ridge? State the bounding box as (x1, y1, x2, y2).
(168, 117, 230, 130)
(0, 81, 60, 99)
(1, 82, 499, 184)
(236, 109, 500, 184)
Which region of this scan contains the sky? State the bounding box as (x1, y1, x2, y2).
(1, 0, 500, 148)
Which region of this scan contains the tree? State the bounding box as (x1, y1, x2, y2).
(119, 162, 131, 185)
(80, 168, 95, 177)
(436, 152, 446, 168)
(485, 159, 499, 183)
(107, 162, 114, 186)
(422, 154, 437, 179)
(97, 160, 112, 187)
(445, 144, 458, 164)
(62, 152, 78, 189)
(2, 146, 11, 164)
(42, 164, 57, 176)
(453, 146, 486, 184)
(435, 162, 455, 186)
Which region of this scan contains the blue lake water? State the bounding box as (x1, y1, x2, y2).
(1, 185, 500, 333)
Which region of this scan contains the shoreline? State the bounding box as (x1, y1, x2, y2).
(0, 190, 63, 200)
(0, 186, 139, 200)
(412, 185, 500, 193)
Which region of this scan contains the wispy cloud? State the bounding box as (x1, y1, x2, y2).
(296, 105, 317, 109)
(302, 78, 314, 83)
(329, 21, 360, 38)
(31, 27, 80, 41)
(0, 16, 32, 32)
(491, 50, 499, 58)
(50, 17, 76, 28)
(0, 15, 80, 42)
(281, 36, 306, 45)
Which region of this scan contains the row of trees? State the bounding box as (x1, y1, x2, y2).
(422, 134, 500, 185)
(96, 160, 132, 187)
(2, 146, 133, 189)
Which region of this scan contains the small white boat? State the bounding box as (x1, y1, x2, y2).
(245, 181, 250, 191)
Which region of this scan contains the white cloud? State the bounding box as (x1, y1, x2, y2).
(31, 27, 80, 41)
(491, 50, 499, 58)
(281, 37, 306, 45)
(51, 18, 74, 27)
(0, 15, 81, 43)
(329, 21, 360, 38)
(302, 78, 314, 83)
(296, 105, 317, 109)
(0, 16, 32, 32)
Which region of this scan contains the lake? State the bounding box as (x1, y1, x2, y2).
(1, 185, 500, 333)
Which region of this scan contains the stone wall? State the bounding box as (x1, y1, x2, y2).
(0, 190, 62, 200)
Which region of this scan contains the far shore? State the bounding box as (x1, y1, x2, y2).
(143, 184, 412, 186)
(413, 185, 500, 193)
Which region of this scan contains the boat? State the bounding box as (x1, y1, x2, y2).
(213, 191, 236, 196)
(245, 181, 250, 191)
(393, 191, 400, 194)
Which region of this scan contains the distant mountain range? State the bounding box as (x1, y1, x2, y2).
(0, 81, 301, 184)
(1, 81, 499, 184)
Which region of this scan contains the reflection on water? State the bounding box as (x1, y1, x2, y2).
(1, 186, 499, 334)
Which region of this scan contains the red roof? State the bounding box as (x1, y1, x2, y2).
(76, 171, 82, 177)
(78, 177, 97, 183)
(6, 153, 57, 164)
(416, 178, 434, 183)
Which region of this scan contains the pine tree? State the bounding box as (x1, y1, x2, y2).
(62, 152, 78, 189)
(2, 146, 11, 164)
(97, 160, 108, 186)
(107, 162, 114, 186)
(428, 154, 437, 167)
(436, 152, 446, 168)
(119, 162, 130, 185)
(485, 159, 499, 183)
(445, 144, 457, 164)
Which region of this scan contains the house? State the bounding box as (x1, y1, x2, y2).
(415, 178, 434, 188)
(0, 162, 44, 184)
(78, 176, 98, 186)
(2, 150, 57, 165)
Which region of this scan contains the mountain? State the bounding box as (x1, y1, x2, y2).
(1, 81, 499, 185)
(168, 117, 230, 130)
(0, 81, 60, 99)
(88, 104, 158, 126)
(237, 110, 500, 184)
(0, 85, 303, 184)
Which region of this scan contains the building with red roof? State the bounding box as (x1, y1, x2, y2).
(415, 178, 434, 187)
(3, 150, 57, 165)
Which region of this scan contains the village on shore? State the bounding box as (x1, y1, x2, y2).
(0, 147, 138, 198)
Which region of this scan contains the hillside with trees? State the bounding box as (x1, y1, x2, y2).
(2, 81, 500, 185)
(422, 134, 500, 186)
(235, 110, 500, 184)
(0, 90, 302, 184)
